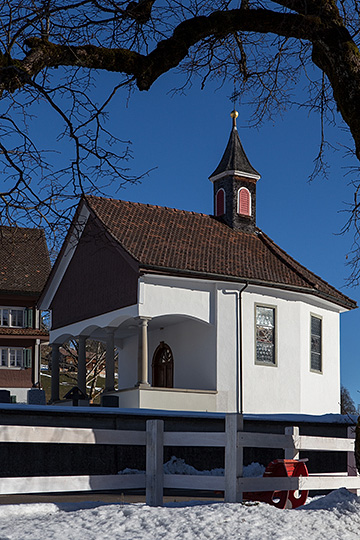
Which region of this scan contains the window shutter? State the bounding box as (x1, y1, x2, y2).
(24, 349, 32, 368)
(238, 188, 251, 216)
(215, 189, 225, 216)
(27, 308, 33, 329)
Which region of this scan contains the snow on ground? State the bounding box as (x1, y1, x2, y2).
(119, 456, 265, 477)
(0, 489, 359, 539)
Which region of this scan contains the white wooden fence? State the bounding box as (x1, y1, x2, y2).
(0, 414, 358, 506)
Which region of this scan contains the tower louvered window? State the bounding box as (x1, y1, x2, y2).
(215, 188, 225, 216)
(238, 187, 251, 216)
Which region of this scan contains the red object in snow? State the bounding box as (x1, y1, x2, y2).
(243, 459, 309, 509)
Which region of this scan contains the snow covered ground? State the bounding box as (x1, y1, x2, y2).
(0, 488, 359, 539)
(0, 459, 357, 538)
(118, 456, 265, 477)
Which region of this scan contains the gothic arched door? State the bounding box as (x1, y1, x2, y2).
(152, 342, 174, 388)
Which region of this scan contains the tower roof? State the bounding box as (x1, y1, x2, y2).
(209, 116, 260, 182)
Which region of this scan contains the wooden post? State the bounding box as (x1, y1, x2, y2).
(284, 426, 300, 460)
(225, 413, 243, 502)
(146, 419, 164, 506)
(347, 426, 360, 495)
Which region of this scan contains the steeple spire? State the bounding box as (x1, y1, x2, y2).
(209, 111, 261, 233)
(209, 110, 260, 182)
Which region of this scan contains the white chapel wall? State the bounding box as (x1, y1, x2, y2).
(241, 291, 302, 414)
(215, 286, 342, 415)
(298, 302, 340, 414)
(138, 276, 212, 323)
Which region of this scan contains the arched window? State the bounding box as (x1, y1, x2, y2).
(238, 187, 251, 216)
(215, 188, 225, 217)
(152, 341, 174, 388)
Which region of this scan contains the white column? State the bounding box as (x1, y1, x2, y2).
(34, 308, 40, 330)
(33, 338, 41, 387)
(137, 317, 151, 387)
(78, 336, 87, 395)
(105, 330, 115, 392)
(50, 343, 60, 402)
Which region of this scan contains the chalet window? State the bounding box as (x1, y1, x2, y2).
(238, 187, 251, 216)
(255, 305, 276, 365)
(152, 342, 174, 388)
(310, 315, 322, 372)
(0, 307, 25, 328)
(1, 309, 9, 326)
(0, 347, 30, 368)
(215, 188, 225, 216)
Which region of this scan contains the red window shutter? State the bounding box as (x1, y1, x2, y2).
(238, 188, 251, 216)
(216, 189, 225, 216)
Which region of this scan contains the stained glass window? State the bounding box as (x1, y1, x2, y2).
(256, 306, 275, 365)
(311, 316, 322, 372)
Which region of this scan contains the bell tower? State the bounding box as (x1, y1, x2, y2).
(209, 111, 261, 233)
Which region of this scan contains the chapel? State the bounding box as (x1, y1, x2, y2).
(40, 112, 356, 414)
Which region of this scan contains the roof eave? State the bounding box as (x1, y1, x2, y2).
(209, 170, 261, 183)
(139, 264, 357, 311)
(38, 197, 90, 310)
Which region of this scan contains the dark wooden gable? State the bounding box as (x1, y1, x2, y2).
(50, 215, 139, 329)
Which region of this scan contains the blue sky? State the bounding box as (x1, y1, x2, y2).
(24, 63, 360, 408)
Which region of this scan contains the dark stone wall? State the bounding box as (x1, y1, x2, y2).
(213, 175, 257, 233)
(50, 217, 139, 329)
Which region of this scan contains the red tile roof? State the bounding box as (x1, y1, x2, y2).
(85, 196, 356, 310)
(0, 227, 51, 295)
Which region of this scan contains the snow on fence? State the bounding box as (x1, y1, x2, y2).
(0, 414, 358, 506)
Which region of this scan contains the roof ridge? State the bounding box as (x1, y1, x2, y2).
(86, 195, 211, 219)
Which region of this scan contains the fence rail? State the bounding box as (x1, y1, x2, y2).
(0, 416, 357, 506)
